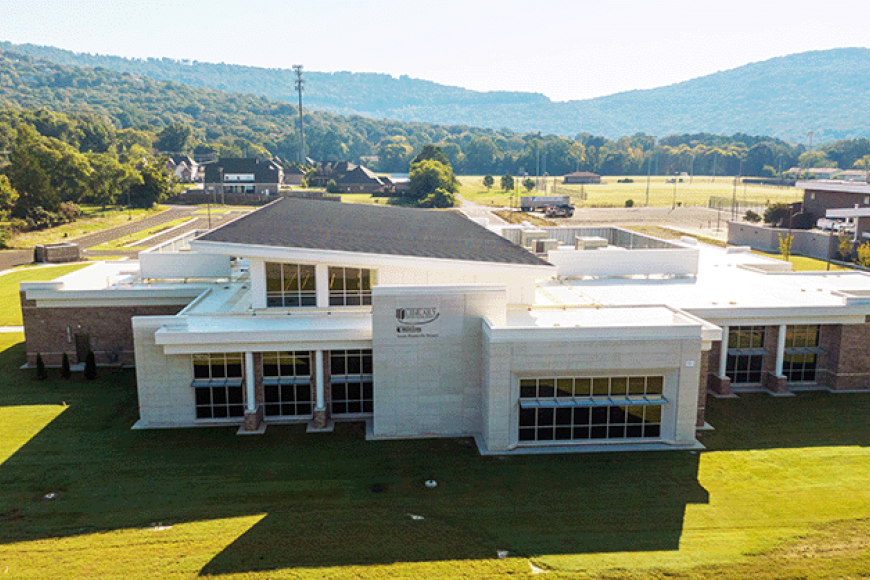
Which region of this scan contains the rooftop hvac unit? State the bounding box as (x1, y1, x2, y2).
(575, 236, 608, 250)
(521, 229, 547, 248)
(534, 239, 560, 254)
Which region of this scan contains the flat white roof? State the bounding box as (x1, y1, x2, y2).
(505, 305, 699, 329)
(797, 180, 870, 194)
(534, 245, 870, 319)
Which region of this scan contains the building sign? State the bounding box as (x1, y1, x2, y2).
(396, 306, 439, 338)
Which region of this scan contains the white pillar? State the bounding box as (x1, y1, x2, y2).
(315, 349, 325, 410)
(316, 264, 329, 308)
(775, 324, 786, 376)
(719, 325, 729, 377)
(245, 351, 256, 412)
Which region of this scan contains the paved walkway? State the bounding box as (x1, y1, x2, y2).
(457, 196, 509, 225)
(0, 206, 251, 273)
(0, 326, 24, 332)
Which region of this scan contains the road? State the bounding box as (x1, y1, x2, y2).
(0, 206, 249, 272)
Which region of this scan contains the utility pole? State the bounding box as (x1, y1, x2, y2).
(645, 136, 655, 206)
(293, 64, 305, 165)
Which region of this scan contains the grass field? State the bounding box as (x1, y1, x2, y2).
(88, 217, 197, 251)
(458, 175, 802, 209)
(0, 263, 90, 326)
(1, 323, 870, 578)
(4, 206, 168, 249)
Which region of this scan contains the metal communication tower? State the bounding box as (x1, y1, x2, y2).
(293, 65, 305, 164)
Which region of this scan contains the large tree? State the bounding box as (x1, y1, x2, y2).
(8, 127, 60, 218)
(407, 148, 459, 208)
(128, 164, 170, 208)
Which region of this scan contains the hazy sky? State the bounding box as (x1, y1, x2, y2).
(2, 0, 869, 102)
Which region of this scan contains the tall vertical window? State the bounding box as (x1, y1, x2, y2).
(726, 326, 767, 384)
(330, 349, 373, 415)
(266, 262, 316, 307)
(518, 375, 664, 443)
(262, 351, 312, 417)
(783, 325, 821, 383)
(328, 267, 372, 306)
(192, 353, 244, 419)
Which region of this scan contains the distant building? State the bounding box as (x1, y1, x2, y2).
(799, 180, 870, 224)
(785, 167, 840, 180)
(203, 158, 283, 196)
(336, 165, 387, 193)
(166, 154, 200, 183)
(283, 166, 306, 186)
(563, 171, 601, 184)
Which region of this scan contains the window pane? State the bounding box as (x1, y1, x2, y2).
(573, 378, 591, 398)
(538, 379, 555, 398)
(347, 354, 361, 375)
(265, 262, 282, 292)
(592, 378, 609, 398)
(283, 264, 299, 292)
(299, 265, 316, 291)
(646, 376, 663, 395)
(628, 377, 646, 398)
(331, 353, 345, 375)
(520, 379, 536, 399)
(610, 377, 628, 397)
(556, 378, 573, 398)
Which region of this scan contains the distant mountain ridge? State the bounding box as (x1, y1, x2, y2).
(2, 42, 869, 143)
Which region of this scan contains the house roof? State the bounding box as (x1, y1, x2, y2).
(564, 171, 600, 177)
(203, 158, 283, 182)
(196, 198, 551, 266)
(336, 165, 384, 186)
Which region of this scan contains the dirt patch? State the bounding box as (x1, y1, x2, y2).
(492, 210, 555, 227)
(774, 519, 870, 559)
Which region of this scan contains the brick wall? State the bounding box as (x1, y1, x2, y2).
(819, 323, 870, 390)
(762, 325, 779, 376)
(696, 348, 711, 426)
(20, 292, 185, 367)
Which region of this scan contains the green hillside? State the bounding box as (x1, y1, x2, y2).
(3, 42, 869, 142)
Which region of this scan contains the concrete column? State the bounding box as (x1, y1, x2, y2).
(718, 325, 729, 377)
(245, 351, 256, 412)
(315, 349, 325, 410)
(316, 264, 329, 308)
(775, 324, 786, 376)
(242, 351, 264, 432)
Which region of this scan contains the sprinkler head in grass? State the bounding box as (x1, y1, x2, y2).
(424, 479, 437, 488)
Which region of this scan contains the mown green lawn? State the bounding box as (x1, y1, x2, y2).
(1, 328, 869, 578)
(0, 263, 90, 326)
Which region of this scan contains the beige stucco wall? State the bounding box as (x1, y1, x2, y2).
(132, 316, 199, 427)
(481, 330, 703, 453)
(370, 285, 507, 439)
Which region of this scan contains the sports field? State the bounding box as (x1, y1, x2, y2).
(459, 175, 801, 209)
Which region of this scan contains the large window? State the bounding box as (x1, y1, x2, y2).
(784, 325, 820, 383)
(518, 376, 664, 443)
(266, 262, 316, 307)
(726, 326, 767, 384)
(262, 351, 312, 417)
(328, 267, 372, 306)
(330, 349, 373, 415)
(192, 353, 244, 419)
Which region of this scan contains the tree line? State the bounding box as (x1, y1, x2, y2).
(0, 109, 171, 234)
(4, 50, 870, 183)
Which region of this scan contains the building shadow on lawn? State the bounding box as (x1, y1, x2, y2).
(701, 390, 870, 451)
(200, 424, 708, 575)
